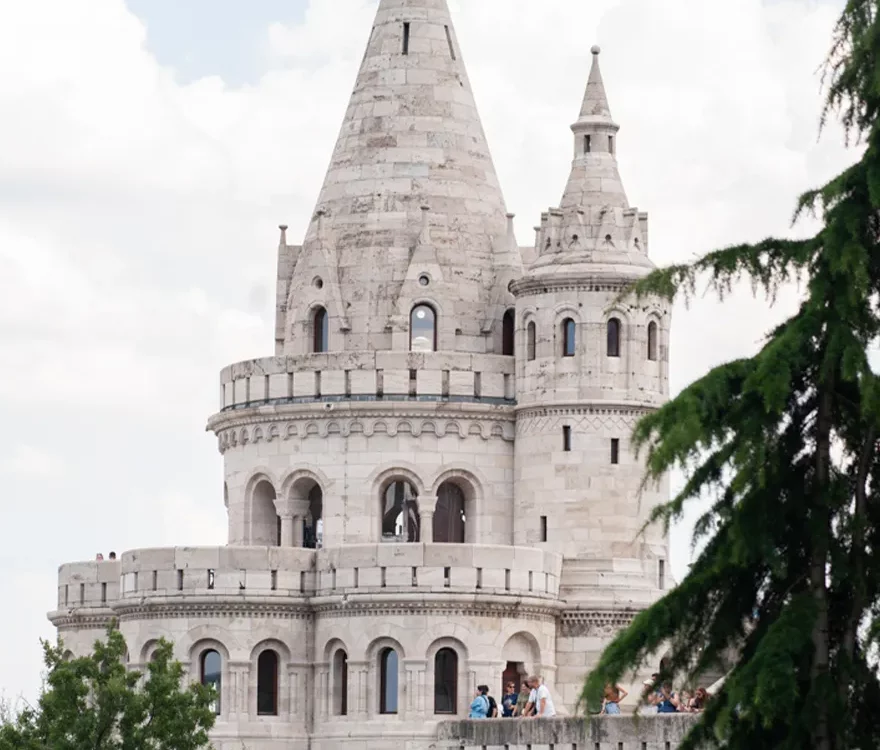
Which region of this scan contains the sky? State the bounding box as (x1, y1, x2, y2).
(0, 0, 861, 705)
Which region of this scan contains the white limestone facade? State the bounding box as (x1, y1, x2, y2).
(48, 2, 672, 748)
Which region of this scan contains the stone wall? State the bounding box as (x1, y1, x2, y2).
(437, 716, 697, 750)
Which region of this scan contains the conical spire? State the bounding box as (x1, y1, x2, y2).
(282, 0, 511, 354)
(579, 45, 613, 121)
(560, 46, 628, 210)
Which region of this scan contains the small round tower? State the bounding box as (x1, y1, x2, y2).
(511, 46, 671, 613)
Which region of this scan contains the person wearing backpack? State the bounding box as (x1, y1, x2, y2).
(482, 685, 499, 718)
(469, 686, 490, 719)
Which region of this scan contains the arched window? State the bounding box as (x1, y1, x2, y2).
(312, 306, 329, 353)
(251, 480, 279, 547)
(200, 650, 222, 715)
(379, 648, 399, 714)
(433, 482, 466, 543)
(527, 322, 536, 361)
(257, 650, 279, 716)
(410, 304, 437, 352)
(381, 481, 420, 542)
(434, 648, 458, 714)
(333, 650, 348, 716)
(562, 318, 576, 357)
(607, 318, 621, 358)
(502, 309, 515, 356)
(304, 484, 324, 550)
(647, 321, 658, 361)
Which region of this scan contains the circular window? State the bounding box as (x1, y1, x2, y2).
(605, 234, 612, 242)
(313, 277, 324, 290)
(418, 274, 430, 287)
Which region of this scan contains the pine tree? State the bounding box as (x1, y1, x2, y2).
(0, 626, 216, 750)
(582, 2, 880, 748)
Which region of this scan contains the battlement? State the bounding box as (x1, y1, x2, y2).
(214, 353, 516, 413)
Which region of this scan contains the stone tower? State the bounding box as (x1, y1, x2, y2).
(511, 46, 671, 704)
(48, 6, 672, 749)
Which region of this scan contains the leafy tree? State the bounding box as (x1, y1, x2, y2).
(582, 2, 880, 749)
(0, 626, 216, 750)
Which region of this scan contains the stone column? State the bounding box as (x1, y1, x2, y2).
(275, 498, 310, 547)
(228, 661, 250, 719)
(404, 659, 427, 715)
(347, 660, 369, 718)
(419, 496, 437, 543)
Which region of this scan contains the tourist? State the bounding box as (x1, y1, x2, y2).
(469, 687, 490, 719)
(95, 553, 104, 561)
(600, 683, 628, 715)
(502, 681, 518, 717)
(527, 676, 556, 718)
(690, 687, 710, 712)
(481, 685, 499, 718)
(108, 551, 117, 560)
(656, 682, 680, 713)
(513, 681, 532, 717)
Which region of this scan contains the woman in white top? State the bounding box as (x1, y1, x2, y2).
(526, 676, 556, 718)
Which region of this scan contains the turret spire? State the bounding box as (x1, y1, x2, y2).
(560, 46, 627, 210)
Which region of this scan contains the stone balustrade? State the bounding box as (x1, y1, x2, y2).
(314, 543, 561, 599)
(436, 715, 698, 749)
(54, 544, 562, 611)
(217, 352, 516, 411)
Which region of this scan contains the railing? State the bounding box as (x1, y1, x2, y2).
(216, 353, 516, 411)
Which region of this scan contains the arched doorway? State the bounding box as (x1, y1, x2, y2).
(433, 481, 466, 543)
(381, 481, 420, 542)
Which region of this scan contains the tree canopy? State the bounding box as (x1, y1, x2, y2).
(583, 1, 880, 748)
(0, 626, 216, 750)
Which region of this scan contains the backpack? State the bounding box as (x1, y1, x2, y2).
(487, 695, 497, 716)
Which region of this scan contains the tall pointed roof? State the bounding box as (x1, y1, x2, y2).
(284, 0, 511, 353)
(560, 46, 628, 210)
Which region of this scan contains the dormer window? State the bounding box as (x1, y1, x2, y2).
(410, 304, 437, 352)
(312, 307, 329, 353)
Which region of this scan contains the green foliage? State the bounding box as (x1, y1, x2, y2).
(0, 625, 216, 750)
(583, 1, 880, 748)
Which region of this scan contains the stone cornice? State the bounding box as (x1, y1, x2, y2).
(510, 274, 646, 297)
(312, 597, 561, 621)
(559, 607, 640, 636)
(515, 402, 657, 419)
(48, 610, 115, 629)
(112, 598, 313, 622)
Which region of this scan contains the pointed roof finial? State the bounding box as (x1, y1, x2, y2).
(278, 224, 288, 247)
(579, 45, 613, 122)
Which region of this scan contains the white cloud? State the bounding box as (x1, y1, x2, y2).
(0, 0, 855, 703)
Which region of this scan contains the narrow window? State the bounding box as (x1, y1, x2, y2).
(402, 22, 410, 55)
(270, 570, 277, 591)
(354, 568, 360, 588)
(177, 570, 184, 591)
(257, 650, 279, 716)
(277, 516, 283, 547)
(563, 426, 572, 452)
(79, 583, 85, 604)
(505, 569, 511, 591)
(133, 572, 138, 591)
(609, 135, 615, 155)
(444, 25, 456, 60)
(540, 516, 548, 542)
(476, 568, 483, 589)
(444, 567, 451, 587)
(379, 648, 399, 714)
(502, 309, 515, 356)
(659, 559, 666, 590)
(412, 567, 418, 587)
(585, 134, 592, 153)
(101, 583, 107, 604)
(312, 306, 329, 353)
(409, 369, 418, 397)
(207, 569, 215, 590)
(331, 568, 337, 590)
(529, 571, 534, 591)
(299, 571, 306, 593)
(647, 321, 659, 361)
(200, 650, 222, 715)
(381, 567, 387, 588)
(64, 585, 69, 606)
(562, 318, 576, 357)
(611, 438, 620, 465)
(607, 317, 621, 358)
(527, 322, 537, 361)
(152, 570, 158, 591)
(334, 650, 349, 716)
(434, 648, 458, 714)
(410, 304, 437, 352)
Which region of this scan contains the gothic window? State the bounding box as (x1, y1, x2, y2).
(312, 306, 329, 353)
(333, 650, 348, 716)
(200, 650, 222, 715)
(433, 482, 466, 544)
(434, 648, 458, 714)
(607, 317, 621, 358)
(257, 650, 279, 716)
(379, 648, 399, 714)
(410, 304, 437, 352)
(381, 481, 420, 542)
(502, 309, 515, 356)
(647, 321, 659, 361)
(562, 318, 576, 357)
(527, 322, 536, 361)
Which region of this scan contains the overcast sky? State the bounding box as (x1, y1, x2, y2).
(0, 0, 860, 704)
